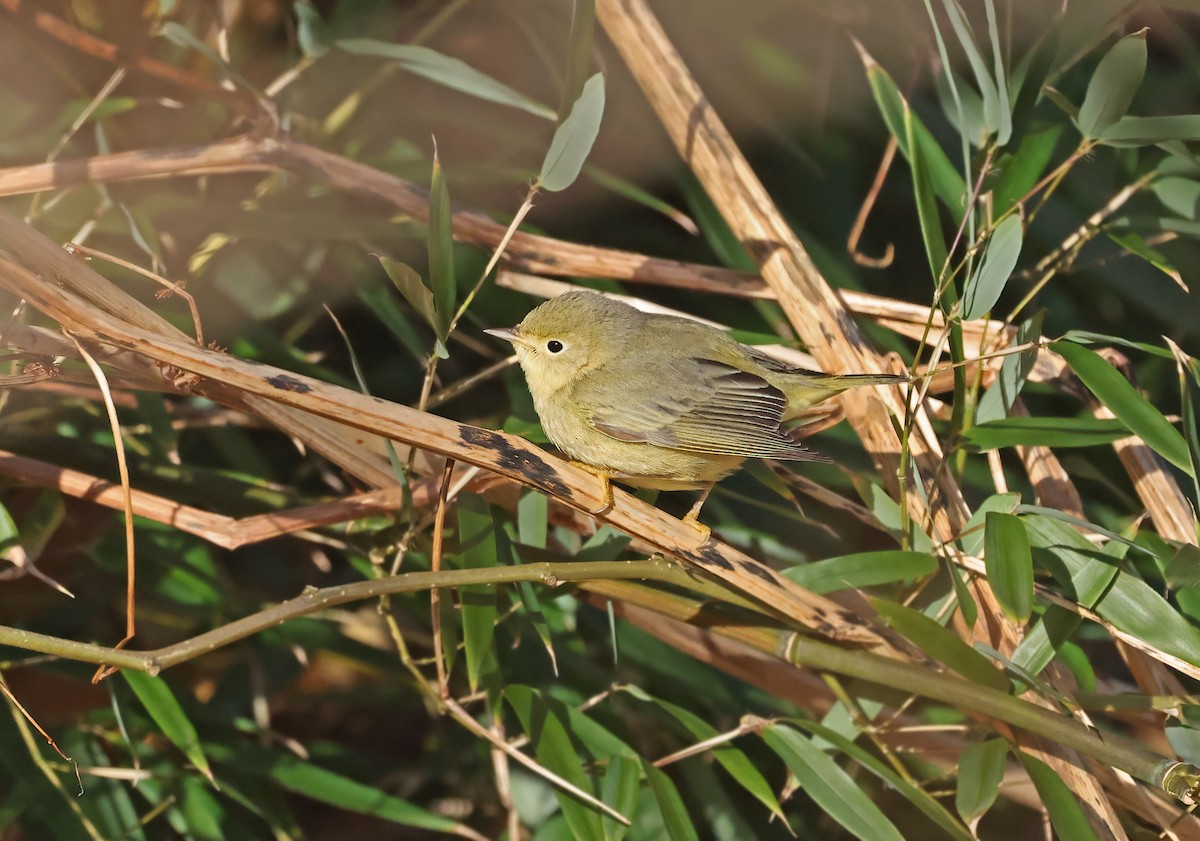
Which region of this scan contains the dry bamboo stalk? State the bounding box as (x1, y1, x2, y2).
(0, 210, 922, 660)
(0, 450, 423, 550)
(592, 0, 1123, 833)
(1010, 399, 1085, 518)
(0, 136, 1067, 389)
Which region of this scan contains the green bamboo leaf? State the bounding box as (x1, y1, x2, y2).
(1024, 515, 1200, 669)
(984, 513, 1034, 622)
(955, 738, 1008, 824)
(337, 39, 555, 119)
(965, 416, 1129, 450)
(962, 215, 1023, 319)
(506, 685, 605, 841)
(872, 598, 1010, 692)
(859, 45, 966, 211)
(600, 754, 640, 841)
(1077, 28, 1148, 139)
(1166, 722, 1200, 765)
(559, 0, 597, 121)
(375, 255, 438, 334)
(456, 493, 498, 693)
(906, 107, 949, 283)
(940, 0, 1009, 144)
(786, 720, 973, 841)
(293, 1, 330, 58)
(647, 698, 784, 822)
(783, 551, 937, 595)
(992, 126, 1064, 212)
(1102, 114, 1200, 146)
(976, 313, 1044, 424)
(585, 166, 699, 234)
(238, 747, 463, 832)
(763, 725, 903, 841)
(957, 493, 1021, 556)
(122, 672, 213, 784)
(1106, 231, 1185, 288)
(538, 73, 605, 192)
(159, 22, 261, 96)
(641, 761, 699, 841)
(1018, 754, 1100, 841)
(1057, 330, 1175, 359)
(1152, 176, 1200, 219)
(1007, 27, 1060, 142)
(428, 145, 456, 340)
(1051, 340, 1193, 476)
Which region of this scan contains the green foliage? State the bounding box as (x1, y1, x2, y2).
(2, 2, 1200, 839)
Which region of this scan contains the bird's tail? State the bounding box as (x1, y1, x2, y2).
(781, 371, 909, 415)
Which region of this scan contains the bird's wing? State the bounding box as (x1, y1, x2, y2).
(580, 357, 830, 461)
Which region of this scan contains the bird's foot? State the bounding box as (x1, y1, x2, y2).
(680, 511, 712, 547)
(569, 461, 615, 516)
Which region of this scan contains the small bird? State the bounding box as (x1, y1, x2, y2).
(486, 291, 907, 526)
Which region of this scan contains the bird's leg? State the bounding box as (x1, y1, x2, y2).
(568, 460, 615, 516)
(681, 482, 715, 544)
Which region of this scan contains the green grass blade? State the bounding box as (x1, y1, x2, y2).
(338, 39, 555, 120)
(1051, 340, 1193, 476)
(1018, 754, 1100, 841)
(783, 551, 937, 595)
(456, 493, 499, 693)
(873, 598, 1010, 692)
(763, 725, 904, 841)
(641, 761, 700, 841)
(122, 671, 213, 784)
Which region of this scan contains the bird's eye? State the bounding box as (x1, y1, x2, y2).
(546, 340, 564, 354)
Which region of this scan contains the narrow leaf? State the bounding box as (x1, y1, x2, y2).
(1077, 29, 1148, 139)
(1052, 340, 1194, 475)
(858, 44, 966, 211)
(641, 762, 700, 841)
(783, 551, 937, 595)
(787, 720, 974, 841)
(906, 106, 948, 283)
(1025, 515, 1200, 669)
(975, 312, 1044, 424)
(123, 672, 213, 783)
(539, 73, 605, 192)
(962, 214, 1022, 319)
(956, 739, 1008, 824)
(506, 686, 605, 841)
(763, 725, 904, 841)
(242, 747, 462, 832)
(601, 754, 639, 841)
(649, 698, 784, 821)
(872, 598, 1010, 692)
(984, 513, 1034, 622)
(375, 256, 438, 332)
(1102, 114, 1200, 146)
(293, 1, 330, 58)
(1018, 754, 1100, 841)
(428, 146, 456, 339)
(559, 0, 597, 121)
(337, 40, 555, 119)
(157, 22, 259, 97)
(457, 494, 498, 693)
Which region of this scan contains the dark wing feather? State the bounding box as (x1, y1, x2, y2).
(582, 357, 829, 461)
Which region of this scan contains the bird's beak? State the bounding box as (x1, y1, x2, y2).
(484, 327, 520, 344)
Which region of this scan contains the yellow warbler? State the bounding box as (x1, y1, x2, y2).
(486, 291, 906, 523)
